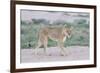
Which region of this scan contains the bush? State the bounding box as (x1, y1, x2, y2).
(21, 20, 89, 49)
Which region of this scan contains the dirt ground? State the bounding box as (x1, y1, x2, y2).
(21, 46, 89, 63)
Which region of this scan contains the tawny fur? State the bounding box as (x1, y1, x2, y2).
(35, 26, 72, 56)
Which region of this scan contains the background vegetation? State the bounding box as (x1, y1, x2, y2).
(21, 18, 89, 49)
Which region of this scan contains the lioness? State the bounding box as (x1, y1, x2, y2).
(34, 26, 72, 56)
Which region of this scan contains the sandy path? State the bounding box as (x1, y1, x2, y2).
(21, 46, 89, 63)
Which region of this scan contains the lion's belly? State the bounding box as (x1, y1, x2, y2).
(48, 36, 59, 41)
(48, 34, 66, 42)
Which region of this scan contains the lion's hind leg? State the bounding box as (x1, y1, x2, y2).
(34, 40, 42, 55)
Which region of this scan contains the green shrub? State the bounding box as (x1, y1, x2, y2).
(21, 20, 89, 49)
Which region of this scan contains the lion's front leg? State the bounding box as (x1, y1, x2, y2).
(43, 37, 48, 55)
(58, 41, 67, 56)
